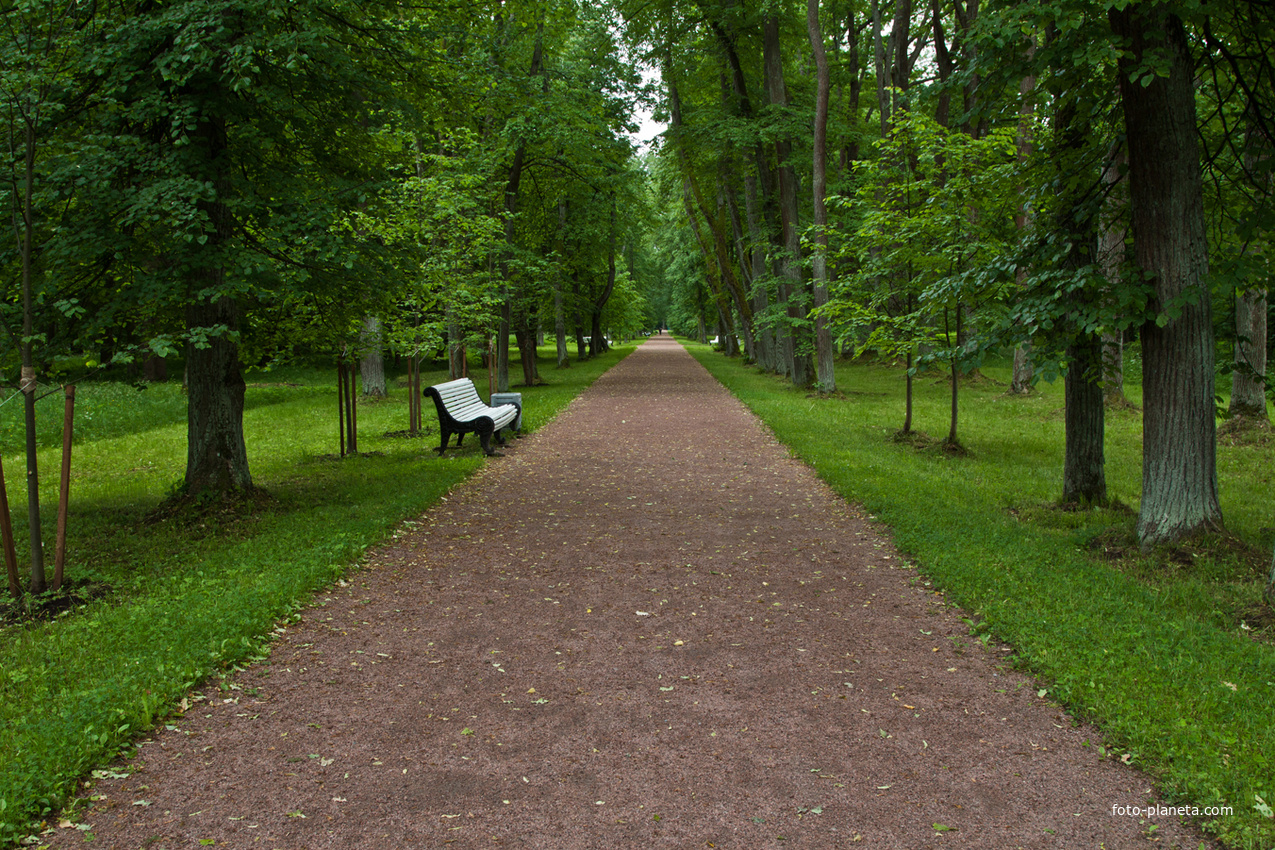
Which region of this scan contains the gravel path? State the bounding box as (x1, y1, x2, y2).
(51, 335, 1215, 849)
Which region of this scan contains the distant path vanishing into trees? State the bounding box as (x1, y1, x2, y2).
(53, 335, 1215, 849)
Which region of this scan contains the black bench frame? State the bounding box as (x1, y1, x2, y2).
(423, 379, 521, 457)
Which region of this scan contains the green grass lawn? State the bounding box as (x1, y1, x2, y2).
(0, 344, 634, 845)
(686, 342, 1275, 850)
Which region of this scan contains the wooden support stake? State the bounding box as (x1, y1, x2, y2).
(349, 365, 358, 454)
(53, 384, 74, 592)
(337, 361, 347, 458)
(410, 357, 420, 436)
(0, 454, 18, 598)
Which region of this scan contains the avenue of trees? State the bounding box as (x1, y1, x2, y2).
(3, 0, 1273, 598)
(628, 0, 1273, 553)
(2, 0, 656, 595)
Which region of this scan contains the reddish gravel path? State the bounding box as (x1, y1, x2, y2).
(52, 336, 1215, 849)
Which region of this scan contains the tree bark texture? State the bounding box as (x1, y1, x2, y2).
(183, 92, 252, 499)
(1010, 344, 1033, 394)
(497, 22, 544, 394)
(1111, 6, 1221, 546)
(359, 316, 386, 398)
(1063, 336, 1107, 503)
(554, 202, 571, 368)
(1051, 60, 1107, 505)
(1100, 146, 1128, 405)
(1229, 286, 1269, 420)
(1102, 331, 1125, 404)
(517, 320, 540, 386)
(448, 309, 467, 380)
(763, 14, 810, 387)
(714, 21, 778, 373)
(185, 296, 252, 496)
(808, 0, 836, 392)
(143, 354, 169, 382)
(665, 71, 752, 359)
(1010, 69, 1037, 395)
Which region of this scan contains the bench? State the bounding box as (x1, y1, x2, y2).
(423, 378, 521, 457)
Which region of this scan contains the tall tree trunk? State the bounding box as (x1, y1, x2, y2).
(186, 296, 251, 496)
(553, 280, 570, 368)
(763, 14, 810, 386)
(183, 100, 251, 500)
(712, 19, 778, 373)
(447, 308, 467, 379)
(1010, 68, 1037, 395)
(808, 0, 836, 392)
(1229, 287, 1269, 420)
(1100, 145, 1128, 406)
(497, 22, 545, 394)
(719, 158, 757, 363)
(517, 320, 539, 386)
(588, 198, 619, 360)
(1230, 121, 1270, 422)
(872, 0, 889, 136)
(1052, 56, 1108, 504)
(359, 316, 386, 398)
(1063, 335, 1107, 503)
(1111, 5, 1222, 547)
(554, 201, 571, 368)
(1010, 345, 1034, 394)
(665, 68, 753, 357)
(716, 173, 756, 361)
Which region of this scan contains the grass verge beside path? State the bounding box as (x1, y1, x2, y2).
(687, 342, 1275, 850)
(0, 344, 634, 846)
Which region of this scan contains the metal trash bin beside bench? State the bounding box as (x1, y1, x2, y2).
(424, 378, 521, 457)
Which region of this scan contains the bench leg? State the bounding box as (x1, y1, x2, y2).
(435, 427, 452, 456)
(478, 428, 503, 457)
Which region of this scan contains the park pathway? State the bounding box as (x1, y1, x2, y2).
(56, 336, 1213, 849)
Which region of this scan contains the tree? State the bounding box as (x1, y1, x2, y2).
(74, 0, 457, 499)
(359, 317, 387, 399)
(1199, 1, 1275, 427)
(831, 112, 1018, 446)
(1, 0, 109, 592)
(807, 0, 836, 392)
(1110, 3, 1222, 546)
(763, 12, 811, 386)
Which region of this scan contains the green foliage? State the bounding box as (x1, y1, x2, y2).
(0, 343, 634, 844)
(826, 111, 1021, 366)
(351, 128, 505, 358)
(690, 343, 1275, 850)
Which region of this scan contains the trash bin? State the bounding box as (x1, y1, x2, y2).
(490, 392, 522, 432)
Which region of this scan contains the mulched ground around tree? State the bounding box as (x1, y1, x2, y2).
(48, 336, 1217, 849)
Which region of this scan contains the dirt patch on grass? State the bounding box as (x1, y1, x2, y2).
(1218, 415, 1272, 447)
(889, 428, 936, 448)
(143, 487, 279, 537)
(0, 577, 113, 627)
